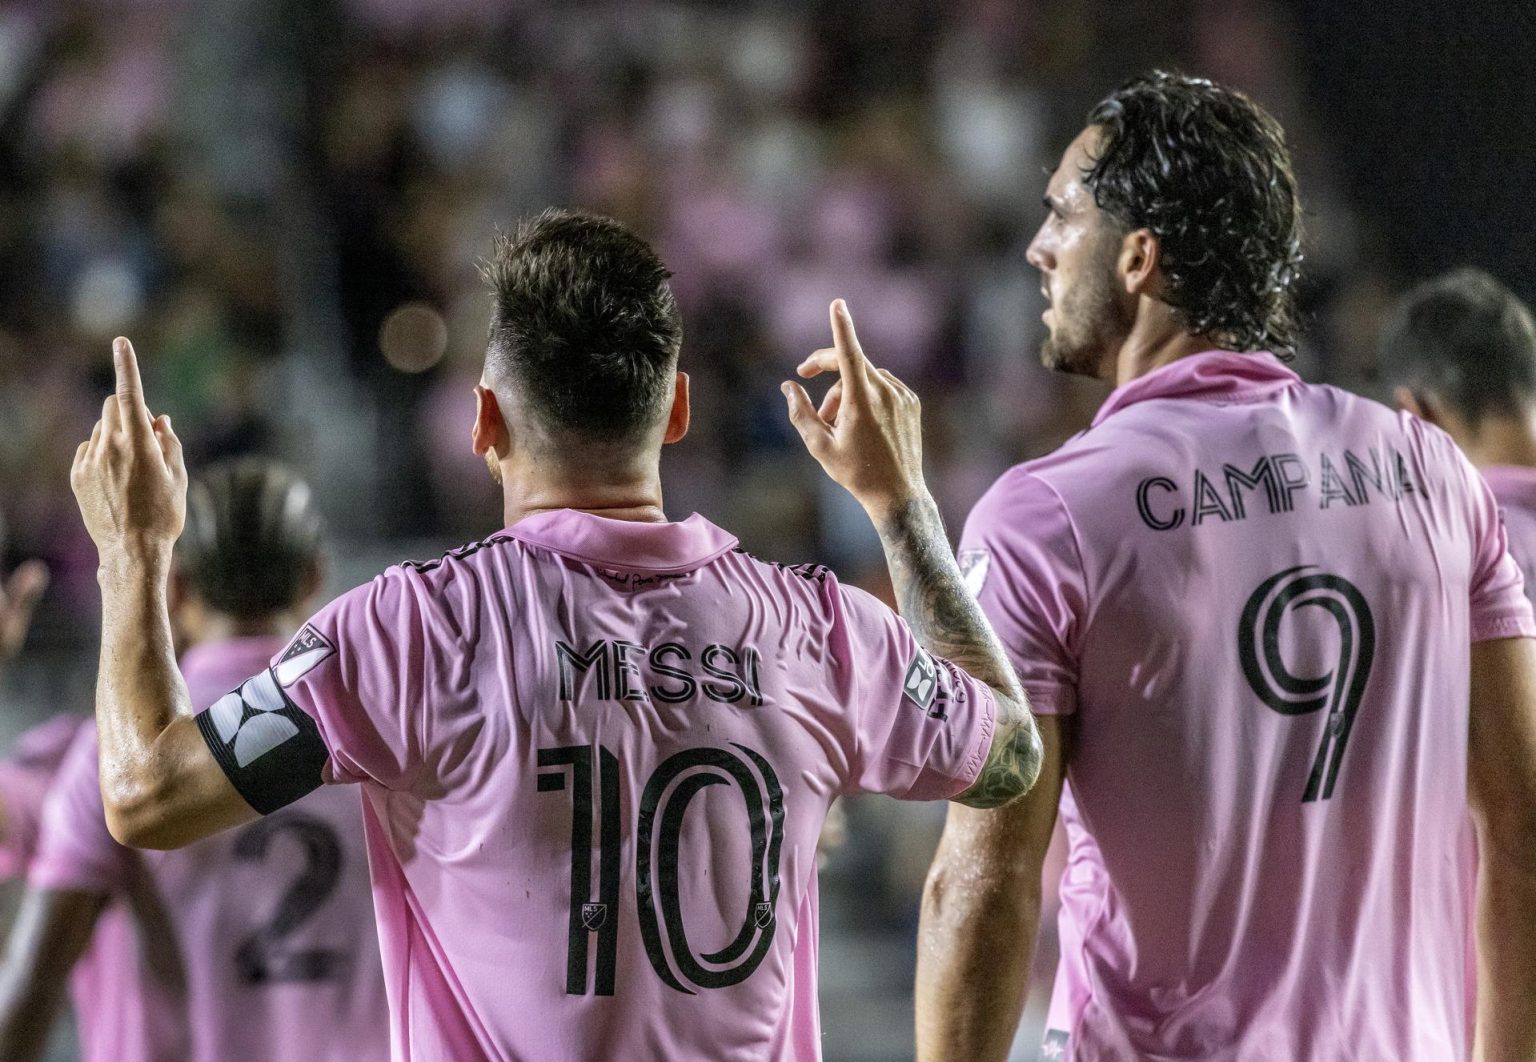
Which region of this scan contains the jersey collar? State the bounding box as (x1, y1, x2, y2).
(1091, 350, 1301, 428)
(506, 509, 740, 574)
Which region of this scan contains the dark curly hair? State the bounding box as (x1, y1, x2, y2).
(1084, 71, 1304, 355)
(482, 209, 682, 445)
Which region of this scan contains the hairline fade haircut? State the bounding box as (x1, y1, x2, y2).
(179, 457, 323, 620)
(1083, 70, 1305, 356)
(480, 209, 682, 447)
(1379, 268, 1536, 429)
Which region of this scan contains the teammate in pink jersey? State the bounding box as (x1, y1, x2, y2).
(1380, 268, 1536, 1050)
(1383, 269, 1536, 601)
(65, 210, 1042, 1060)
(0, 514, 61, 880)
(915, 73, 1536, 1062)
(0, 459, 388, 1062)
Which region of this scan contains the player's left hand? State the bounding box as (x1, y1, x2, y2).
(782, 299, 928, 522)
(70, 337, 187, 559)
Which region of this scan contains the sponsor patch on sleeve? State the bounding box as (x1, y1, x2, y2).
(902, 650, 939, 711)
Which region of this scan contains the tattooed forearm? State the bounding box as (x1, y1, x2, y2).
(875, 494, 1043, 808)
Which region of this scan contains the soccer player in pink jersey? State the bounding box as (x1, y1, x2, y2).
(1383, 269, 1536, 600)
(915, 73, 1536, 1062)
(0, 533, 78, 886)
(0, 459, 388, 1062)
(65, 210, 1042, 1060)
(1380, 267, 1536, 1049)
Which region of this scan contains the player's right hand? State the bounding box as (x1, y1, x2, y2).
(782, 300, 928, 521)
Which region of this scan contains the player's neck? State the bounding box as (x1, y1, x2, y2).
(500, 464, 668, 527)
(1109, 317, 1221, 387)
(1466, 413, 1536, 471)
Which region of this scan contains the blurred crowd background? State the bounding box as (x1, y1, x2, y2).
(0, 0, 1531, 1058)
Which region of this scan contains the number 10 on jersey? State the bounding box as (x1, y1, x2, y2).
(537, 742, 786, 996)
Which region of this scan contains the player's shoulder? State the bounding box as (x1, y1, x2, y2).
(725, 547, 839, 596)
(395, 530, 522, 579)
(1305, 381, 1479, 485)
(966, 458, 1079, 540)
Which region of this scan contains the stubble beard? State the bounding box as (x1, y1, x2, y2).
(1040, 249, 1132, 381)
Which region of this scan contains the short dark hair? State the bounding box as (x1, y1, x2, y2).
(1379, 268, 1536, 427)
(1084, 71, 1304, 355)
(179, 458, 323, 619)
(481, 209, 682, 444)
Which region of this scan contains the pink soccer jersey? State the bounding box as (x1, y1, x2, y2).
(959, 351, 1536, 1062)
(0, 713, 84, 879)
(29, 637, 388, 1062)
(192, 511, 994, 1061)
(1481, 465, 1536, 604)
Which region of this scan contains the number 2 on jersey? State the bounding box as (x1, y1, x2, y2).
(538, 743, 785, 995)
(233, 814, 347, 983)
(1239, 566, 1375, 802)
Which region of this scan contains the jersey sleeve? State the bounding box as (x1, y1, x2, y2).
(832, 582, 996, 801)
(0, 716, 85, 880)
(958, 468, 1088, 715)
(27, 724, 132, 895)
(194, 564, 453, 814)
(1466, 463, 1536, 642)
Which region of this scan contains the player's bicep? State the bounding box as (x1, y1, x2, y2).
(109, 714, 266, 850)
(193, 666, 329, 816)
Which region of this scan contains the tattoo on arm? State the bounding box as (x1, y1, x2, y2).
(875, 495, 1042, 808)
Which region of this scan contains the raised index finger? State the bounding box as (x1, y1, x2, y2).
(829, 300, 870, 393)
(113, 337, 153, 432)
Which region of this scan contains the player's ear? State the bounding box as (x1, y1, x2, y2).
(472, 384, 510, 458)
(662, 372, 690, 445)
(1395, 386, 1433, 424)
(1119, 228, 1159, 296)
(300, 555, 325, 611)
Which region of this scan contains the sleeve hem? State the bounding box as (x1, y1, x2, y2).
(1470, 614, 1536, 643)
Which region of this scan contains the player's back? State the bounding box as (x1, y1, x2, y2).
(965, 352, 1532, 1061)
(273, 509, 992, 1061)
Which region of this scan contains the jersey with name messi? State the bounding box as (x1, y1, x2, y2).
(194, 510, 994, 1061)
(960, 350, 1535, 1062)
